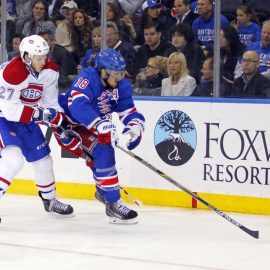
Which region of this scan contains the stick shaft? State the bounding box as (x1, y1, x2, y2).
(120, 186, 142, 206)
(116, 145, 259, 239)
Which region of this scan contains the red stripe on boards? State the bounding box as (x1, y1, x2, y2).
(192, 192, 197, 208)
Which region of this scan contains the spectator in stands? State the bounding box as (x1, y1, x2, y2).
(234, 20, 270, 79)
(47, 0, 64, 23)
(54, 0, 78, 53)
(22, 0, 56, 37)
(191, 56, 232, 96)
(38, 30, 77, 89)
(106, 2, 136, 44)
(220, 26, 245, 83)
(161, 52, 196, 96)
(231, 4, 261, 46)
(75, 0, 100, 19)
(192, 0, 229, 47)
(135, 0, 175, 45)
(172, 0, 198, 26)
(7, 34, 22, 60)
(231, 50, 270, 98)
(137, 21, 174, 70)
(134, 55, 168, 96)
(69, 9, 94, 66)
(15, 0, 36, 34)
(77, 26, 101, 73)
(164, 23, 205, 84)
(106, 21, 138, 79)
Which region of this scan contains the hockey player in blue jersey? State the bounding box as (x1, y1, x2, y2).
(0, 35, 74, 216)
(56, 48, 145, 224)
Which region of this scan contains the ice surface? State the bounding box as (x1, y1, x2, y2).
(0, 194, 269, 270)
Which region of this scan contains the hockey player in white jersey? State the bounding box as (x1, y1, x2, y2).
(0, 35, 73, 216)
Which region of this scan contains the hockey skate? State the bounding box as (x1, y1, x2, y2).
(39, 192, 74, 217)
(106, 200, 138, 224)
(94, 191, 106, 205)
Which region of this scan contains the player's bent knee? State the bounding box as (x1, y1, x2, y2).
(0, 146, 24, 173)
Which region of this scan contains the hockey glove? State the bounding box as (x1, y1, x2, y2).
(33, 107, 63, 127)
(96, 119, 119, 147)
(59, 130, 82, 151)
(122, 119, 145, 150)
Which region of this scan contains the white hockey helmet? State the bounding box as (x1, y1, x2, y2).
(19, 35, 49, 62)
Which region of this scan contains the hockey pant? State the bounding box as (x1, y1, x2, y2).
(0, 119, 56, 199)
(53, 125, 120, 203)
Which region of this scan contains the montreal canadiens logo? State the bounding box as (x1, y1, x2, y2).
(154, 110, 197, 166)
(20, 84, 43, 103)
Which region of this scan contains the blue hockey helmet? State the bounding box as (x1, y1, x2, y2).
(95, 48, 126, 71)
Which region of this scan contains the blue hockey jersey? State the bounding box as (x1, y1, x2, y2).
(59, 67, 144, 129)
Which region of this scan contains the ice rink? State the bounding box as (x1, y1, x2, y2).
(0, 194, 269, 270)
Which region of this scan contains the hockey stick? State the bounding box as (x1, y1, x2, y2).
(116, 144, 259, 239)
(120, 186, 142, 206)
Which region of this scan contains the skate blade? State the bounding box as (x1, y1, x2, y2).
(108, 216, 138, 225)
(48, 212, 75, 218)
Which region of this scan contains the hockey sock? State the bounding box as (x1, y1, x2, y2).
(32, 155, 56, 200)
(92, 167, 120, 204)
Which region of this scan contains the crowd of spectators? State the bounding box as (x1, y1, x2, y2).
(2, 0, 270, 98)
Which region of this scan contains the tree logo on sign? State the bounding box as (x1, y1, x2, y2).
(154, 110, 197, 166)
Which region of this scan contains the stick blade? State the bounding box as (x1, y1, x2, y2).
(242, 226, 259, 239)
(250, 230, 259, 239)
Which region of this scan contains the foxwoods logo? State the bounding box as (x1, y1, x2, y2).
(154, 110, 197, 166)
(203, 123, 270, 185)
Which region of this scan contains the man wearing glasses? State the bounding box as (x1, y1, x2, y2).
(231, 50, 270, 98)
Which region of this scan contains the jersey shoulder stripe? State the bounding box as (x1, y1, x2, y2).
(42, 60, 59, 72)
(3, 57, 29, 85)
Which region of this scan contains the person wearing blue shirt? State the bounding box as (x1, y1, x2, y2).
(192, 0, 229, 46)
(234, 20, 270, 79)
(233, 5, 261, 46)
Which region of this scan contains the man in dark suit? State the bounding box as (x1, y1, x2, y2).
(191, 56, 232, 97)
(173, 0, 198, 26)
(231, 51, 270, 98)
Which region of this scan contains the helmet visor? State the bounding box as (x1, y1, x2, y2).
(106, 69, 125, 82)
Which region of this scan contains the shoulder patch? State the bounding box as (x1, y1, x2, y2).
(43, 60, 59, 72)
(3, 57, 29, 85)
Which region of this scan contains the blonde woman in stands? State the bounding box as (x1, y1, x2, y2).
(134, 55, 168, 96)
(161, 52, 196, 96)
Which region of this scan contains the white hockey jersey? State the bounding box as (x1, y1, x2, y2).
(0, 57, 62, 123)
